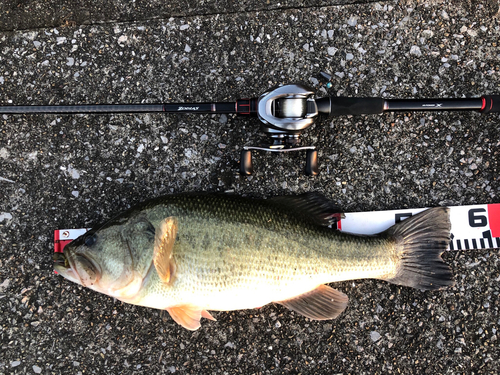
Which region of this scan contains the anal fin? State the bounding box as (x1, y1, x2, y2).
(276, 284, 348, 320)
(166, 305, 216, 331)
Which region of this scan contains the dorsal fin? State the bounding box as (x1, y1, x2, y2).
(153, 217, 178, 284)
(268, 193, 343, 227)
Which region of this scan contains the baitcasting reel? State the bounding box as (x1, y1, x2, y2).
(239, 83, 328, 176)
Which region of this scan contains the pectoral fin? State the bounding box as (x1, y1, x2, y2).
(153, 217, 178, 284)
(276, 284, 348, 320)
(166, 305, 216, 331)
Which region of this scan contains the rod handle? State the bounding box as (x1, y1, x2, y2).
(480, 95, 500, 113)
(316, 97, 385, 117)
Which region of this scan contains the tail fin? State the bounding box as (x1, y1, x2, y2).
(384, 207, 454, 290)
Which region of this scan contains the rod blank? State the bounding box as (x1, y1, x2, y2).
(0, 104, 166, 114)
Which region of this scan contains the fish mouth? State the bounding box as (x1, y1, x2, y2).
(53, 251, 82, 285)
(53, 252, 69, 268)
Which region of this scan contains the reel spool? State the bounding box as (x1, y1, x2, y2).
(240, 84, 320, 176)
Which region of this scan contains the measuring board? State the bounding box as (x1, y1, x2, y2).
(54, 203, 500, 253)
(337, 204, 500, 251)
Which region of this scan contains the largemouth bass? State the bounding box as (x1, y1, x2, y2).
(54, 193, 454, 330)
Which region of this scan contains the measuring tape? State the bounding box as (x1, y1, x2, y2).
(54, 203, 500, 253)
(337, 203, 500, 251)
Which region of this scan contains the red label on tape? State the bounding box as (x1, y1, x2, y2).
(488, 204, 500, 237)
(54, 230, 75, 253)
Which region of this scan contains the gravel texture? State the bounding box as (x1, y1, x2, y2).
(6, 0, 498, 32)
(1, 0, 499, 373)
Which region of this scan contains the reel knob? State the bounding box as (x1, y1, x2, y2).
(305, 150, 319, 176)
(239, 150, 253, 175)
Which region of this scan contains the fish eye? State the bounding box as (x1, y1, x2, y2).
(84, 234, 97, 247)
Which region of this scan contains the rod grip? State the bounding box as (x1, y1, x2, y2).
(317, 97, 385, 116)
(480, 95, 500, 113)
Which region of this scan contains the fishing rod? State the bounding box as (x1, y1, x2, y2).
(1, 83, 499, 175)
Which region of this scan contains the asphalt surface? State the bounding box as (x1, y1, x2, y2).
(1, 0, 499, 373)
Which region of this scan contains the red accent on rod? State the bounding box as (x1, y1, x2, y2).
(481, 97, 486, 111)
(236, 99, 251, 115)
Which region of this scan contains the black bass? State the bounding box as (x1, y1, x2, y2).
(54, 193, 454, 330)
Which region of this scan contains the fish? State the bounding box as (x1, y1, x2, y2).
(54, 192, 454, 330)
